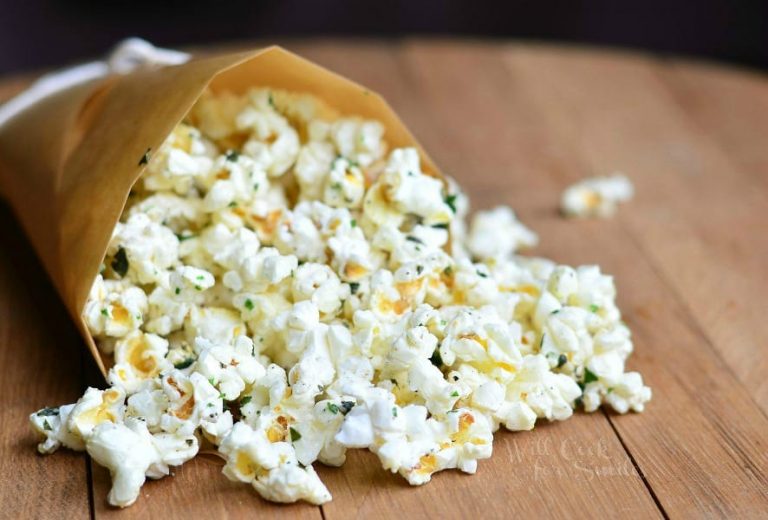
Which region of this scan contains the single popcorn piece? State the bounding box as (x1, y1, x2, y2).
(31, 87, 650, 509)
(560, 173, 634, 218)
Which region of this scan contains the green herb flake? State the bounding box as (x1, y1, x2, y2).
(476, 270, 488, 278)
(244, 299, 255, 311)
(327, 402, 340, 415)
(268, 92, 276, 108)
(392, 407, 398, 417)
(101, 308, 109, 317)
(451, 391, 459, 397)
(416, 265, 424, 275)
(228, 201, 237, 208)
(430, 349, 443, 368)
(240, 396, 253, 406)
(225, 150, 240, 162)
(43, 420, 52, 431)
(556, 354, 568, 368)
(194, 285, 202, 291)
(330, 182, 342, 191)
(443, 266, 453, 276)
(175, 287, 181, 295)
(290, 427, 302, 442)
(431, 222, 449, 230)
(174, 358, 195, 370)
(208, 377, 216, 386)
(176, 233, 197, 242)
(583, 367, 599, 385)
(350, 219, 357, 228)
(37, 407, 59, 417)
(349, 282, 360, 295)
(405, 235, 424, 245)
(138, 148, 152, 166)
(196, 275, 204, 281)
(111, 247, 129, 278)
(444, 194, 458, 213)
(589, 304, 600, 313)
(340, 401, 355, 414)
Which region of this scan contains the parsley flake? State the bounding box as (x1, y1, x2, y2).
(589, 304, 600, 313)
(327, 403, 340, 414)
(430, 349, 443, 368)
(349, 282, 360, 295)
(37, 408, 59, 417)
(583, 367, 599, 385)
(392, 407, 398, 417)
(444, 194, 458, 213)
(240, 396, 252, 406)
(340, 401, 355, 414)
(138, 148, 152, 166)
(111, 247, 129, 278)
(451, 391, 459, 397)
(174, 358, 195, 370)
(225, 150, 240, 162)
(244, 299, 255, 311)
(289, 427, 302, 442)
(405, 235, 424, 245)
(556, 354, 568, 368)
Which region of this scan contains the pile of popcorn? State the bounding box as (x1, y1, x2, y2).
(30, 88, 651, 508)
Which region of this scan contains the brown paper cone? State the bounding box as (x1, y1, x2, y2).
(0, 46, 442, 377)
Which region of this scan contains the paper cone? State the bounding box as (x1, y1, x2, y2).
(0, 46, 442, 377)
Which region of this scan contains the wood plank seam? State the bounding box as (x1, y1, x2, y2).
(601, 409, 669, 519)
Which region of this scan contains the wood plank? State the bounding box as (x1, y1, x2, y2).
(0, 202, 92, 519)
(492, 44, 768, 516)
(661, 60, 768, 190)
(293, 42, 663, 520)
(319, 415, 659, 520)
(91, 455, 321, 519)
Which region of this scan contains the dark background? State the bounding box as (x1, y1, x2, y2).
(1, 0, 767, 75)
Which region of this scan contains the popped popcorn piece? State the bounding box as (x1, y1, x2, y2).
(87, 417, 197, 507)
(560, 173, 634, 218)
(467, 206, 538, 260)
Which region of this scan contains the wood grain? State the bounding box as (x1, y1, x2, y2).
(0, 201, 91, 520)
(2, 40, 768, 519)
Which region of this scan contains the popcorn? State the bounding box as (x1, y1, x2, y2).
(30, 405, 84, 454)
(87, 417, 198, 507)
(83, 275, 147, 339)
(32, 87, 649, 508)
(219, 422, 332, 505)
(108, 331, 172, 392)
(467, 206, 538, 260)
(560, 173, 634, 218)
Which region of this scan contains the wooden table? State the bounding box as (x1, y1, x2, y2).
(1, 40, 767, 519)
